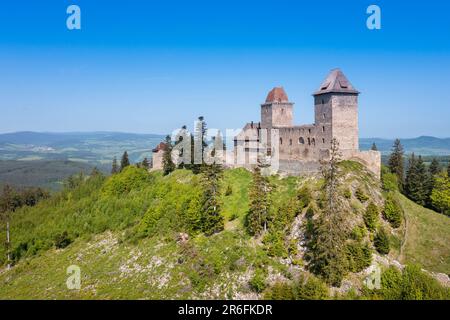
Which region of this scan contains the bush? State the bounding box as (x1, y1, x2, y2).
(295, 276, 329, 300)
(364, 202, 379, 232)
(343, 188, 352, 199)
(54, 231, 72, 249)
(374, 227, 390, 255)
(224, 185, 233, 196)
(381, 166, 399, 192)
(355, 186, 369, 203)
(102, 166, 152, 196)
(383, 193, 402, 228)
(346, 241, 372, 272)
(249, 268, 267, 293)
(297, 186, 312, 209)
(263, 282, 295, 300)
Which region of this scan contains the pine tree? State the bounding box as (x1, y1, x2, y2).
(120, 151, 130, 171)
(429, 158, 441, 176)
(141, 158, 150, 170)
(388, 139, 404, 190)
(111, 157, 119, 174)
(374, 227, 390, 255)
(364, 202, 379, 232)
(371, 143, 378, 151)
(309, 139, 349, 286)
(405, 154, 428, 206)
(246, 166, 272, 236)
(162, 135, 175, 176)
(199, 164, 224, 235)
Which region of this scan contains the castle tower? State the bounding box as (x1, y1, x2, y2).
(261, 87, 294, 128)
(313, 69, 359, 151)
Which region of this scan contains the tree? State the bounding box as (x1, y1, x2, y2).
(162, 135, 175, 176)
(111, 157, 119, 174)
(405, 154, 428, 206)
(141, 157, 150, 170)
(120, 151, 130, 171)
(448, 162, 450, 177)
(429, 158, 441, 176)
(309, 138, 349, 286)
(388, 139, 404, 190)
(426, 158, 441, 207)
(246, 166, 272, 236)
(383, 193, 402, 228)
(364, 202, 379, 232)
(374, 227, 390, 255)
(199, 164, 224, 235)
(371, 143, 378, 151)
(430, 172, 450, 216)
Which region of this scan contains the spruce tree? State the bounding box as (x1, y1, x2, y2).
(388, 139, 405, 190)
(246, 166, 272, 236)
(162, 135, 175, 176)
(429, 158, 441, 176)
(309, 139, 349, 286)
(120, 151, 130, 171)
(111, 157, 119, 174)
(371, 143, 378, 151)
(141, 158, 150, 170)
(405, 154, 428, 206)
(199, 164, 224, 235)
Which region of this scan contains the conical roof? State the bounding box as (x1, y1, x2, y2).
(313, 69, 359, 95)
(265, 87, 289, 103)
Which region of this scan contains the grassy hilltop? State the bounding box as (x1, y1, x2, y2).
(0, 163, 449, 299)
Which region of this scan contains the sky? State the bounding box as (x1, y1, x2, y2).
(0, 0, 449, 138)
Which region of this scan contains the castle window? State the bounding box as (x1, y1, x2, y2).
(280, 138, 283, 145)
(299, 137, 304, 144)
(289, 139, 292, 146)
(323, 113, 326, 119)
(312, 138, 315, 146)
(308, 129, 311, 134)
(307, 138, 311, 145)
(322, 138, 325, 144)
(322, 126, 325, 132)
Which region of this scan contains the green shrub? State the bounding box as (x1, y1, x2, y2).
(54, 231, 72, 249)
(295, 276, 329, 300)
(374, 227, 390, 255)
(380, 266, 403, 299)
(297, 186, 312, 209)
(350, 225, 367, 241)
(343, 188, 352, 199)
(102, 166, 152, 196)
(381, 165, 399, 192)
(383, 193, 402, 228)
(249, 268, 267, 293)
(263, 282, 295, 300)
(355, 186, 369, 203)
(364, 202, 379, 231)
(346, 241, 372, 272)
(224, 185, 233, 196)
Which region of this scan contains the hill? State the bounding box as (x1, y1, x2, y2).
(0, 164, 448, 299)
(360, 136, 450, 156)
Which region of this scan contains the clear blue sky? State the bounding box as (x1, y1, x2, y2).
(0, 0, 449, 138)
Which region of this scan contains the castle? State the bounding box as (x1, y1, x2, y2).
(152, 68, 380, 177)
(232, 68, 380, 177)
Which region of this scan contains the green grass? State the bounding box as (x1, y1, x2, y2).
(397, 193, 450, 274)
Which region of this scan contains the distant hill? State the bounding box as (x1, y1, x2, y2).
(360, 136, 450, 156)
(0, 131, 165, 164)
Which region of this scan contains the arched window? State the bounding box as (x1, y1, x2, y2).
(307, 138, 311, 145)
(299, 137, 304, 144)
(322, 138, 325, 144)
(322, 126, 325, 132)
(308, 128, 311, 134)
(280, 137, 283, 145)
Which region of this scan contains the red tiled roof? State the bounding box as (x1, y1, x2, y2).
(152, 142, 168, 152)
(265, 87, 289, 103)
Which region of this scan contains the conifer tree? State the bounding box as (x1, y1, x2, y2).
(309, 139, 349, 286)
(162, 135, 175, 176)
(371, 143, 378, 151)
(388, 139, 404, 190)
(447, 162, 450, 177)
(141, 158, 150, 170)
(111, 157, 119, 174)
(426, 158, 441, 207)
(246, 166, 272, 236)
(363, 202, 379, 232)
(429, 158, 441, 176)
(120, 151, 130, 171)
(199, 164, 224, 235)
(405, 154, 428, 206)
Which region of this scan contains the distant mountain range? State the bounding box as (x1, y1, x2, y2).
(0, 132, 449, 165)
(360, 136, 450, 156)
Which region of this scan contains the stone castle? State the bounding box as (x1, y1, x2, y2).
(152, 68, 380, 177)
(232, 68, 380, 177)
